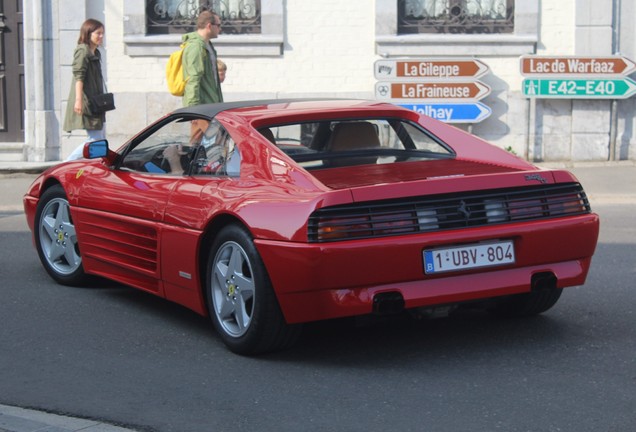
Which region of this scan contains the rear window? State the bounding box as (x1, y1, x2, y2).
(257, 118, 454, 169)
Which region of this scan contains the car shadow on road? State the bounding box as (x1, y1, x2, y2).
(83, 277, 213, 335)
(77, 277, 575, 364)
(267, 308, 571, 366)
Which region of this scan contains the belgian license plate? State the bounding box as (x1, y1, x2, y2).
(423, 240, 515, 274)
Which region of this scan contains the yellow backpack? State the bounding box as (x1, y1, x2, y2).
(166, 43, 187, 96)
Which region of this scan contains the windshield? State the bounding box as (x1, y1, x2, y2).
(257, 118, 454, 169)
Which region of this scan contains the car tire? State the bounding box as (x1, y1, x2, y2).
(488, 288, 563, 318)
(206, 224, 301, 355)
(34, 184, 88, 286)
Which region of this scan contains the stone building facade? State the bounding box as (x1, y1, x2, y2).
(18, 0, 636, 162)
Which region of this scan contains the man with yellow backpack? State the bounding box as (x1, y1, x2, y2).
(167, 10, 223, 107)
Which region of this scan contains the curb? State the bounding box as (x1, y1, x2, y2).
(0, 162, 58, 175)
(537, 160, 636, 169)
(0, 404, 138, 432)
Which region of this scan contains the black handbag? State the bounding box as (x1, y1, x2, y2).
(89, 58, 115, 114)
(90, 92, 115, 114)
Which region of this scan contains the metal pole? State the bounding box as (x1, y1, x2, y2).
(609, 99, 618, 161)
(609, 0, 621, 161)
(525, 98, 535, 161)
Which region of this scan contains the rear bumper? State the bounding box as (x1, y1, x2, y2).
(275, 258, 590, 323)
(255, 214, 599, 324)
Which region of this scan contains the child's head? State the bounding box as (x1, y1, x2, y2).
(217, 59, 227, 83)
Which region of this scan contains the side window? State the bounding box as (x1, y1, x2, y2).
(400, 122, 446, 152)
(192, 119, 241, 177)
(120, 118, 194, 175)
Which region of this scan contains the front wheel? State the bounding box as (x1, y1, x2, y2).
(206, 224, 301, 355)
(34, 184, 88, 286)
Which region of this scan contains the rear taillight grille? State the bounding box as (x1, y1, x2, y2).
(308, 183, 591, 242)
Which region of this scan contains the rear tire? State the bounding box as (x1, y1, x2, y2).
(34, 184, 88, 286)
(488, 288, 563, 318)
(205, 224, 301, 355)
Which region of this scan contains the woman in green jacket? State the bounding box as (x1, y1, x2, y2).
(63, 19, 107, 160)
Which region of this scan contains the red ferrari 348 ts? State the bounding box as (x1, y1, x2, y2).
(24, 99, 600, 354)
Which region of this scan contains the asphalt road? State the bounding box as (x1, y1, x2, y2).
(1, 166, 635, 432)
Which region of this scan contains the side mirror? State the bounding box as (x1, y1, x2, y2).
(83, 140, 109, 159)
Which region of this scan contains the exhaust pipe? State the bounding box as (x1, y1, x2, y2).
(531, 272, 557, 291)
(372, 292, 405, 315)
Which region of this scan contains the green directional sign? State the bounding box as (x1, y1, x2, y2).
(523, 77, 636, 99)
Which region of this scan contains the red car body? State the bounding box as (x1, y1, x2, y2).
(24, 99, 600, 354)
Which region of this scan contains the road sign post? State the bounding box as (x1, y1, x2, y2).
(375, 58, 492, 123)
(520, 55, 636, 162)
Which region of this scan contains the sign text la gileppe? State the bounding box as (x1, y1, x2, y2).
(375, 59, 490, 79)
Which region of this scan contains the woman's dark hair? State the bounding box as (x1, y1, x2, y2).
(77, 18, 104, 45)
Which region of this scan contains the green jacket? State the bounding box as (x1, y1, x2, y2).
(182, 32, 223, 107)
(63, 44, 105, 132)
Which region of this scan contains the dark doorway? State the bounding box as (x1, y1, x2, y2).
(0, 0, 24, 142)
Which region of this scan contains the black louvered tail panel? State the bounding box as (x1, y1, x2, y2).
(308, 183, 591, 243)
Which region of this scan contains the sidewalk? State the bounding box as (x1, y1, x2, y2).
(0, 161, 58, 174)
(0, 404, 137, 432)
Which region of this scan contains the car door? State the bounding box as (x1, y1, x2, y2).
(73, 115, 198, 295)
(159, 118, 243, 306)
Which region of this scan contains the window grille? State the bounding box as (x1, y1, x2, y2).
(147, 0, 261, 35)
(398, 0, 514, 34)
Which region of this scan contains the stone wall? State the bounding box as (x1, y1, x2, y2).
(23, 0, 636, 162)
